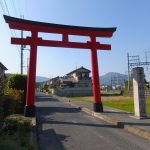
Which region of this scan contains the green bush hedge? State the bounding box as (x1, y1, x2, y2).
(0, 96, 15, 122)
(0, 114, 34, 150)
(3, 74, 27, 115)
(5, 114, 31, 131)
(6, 74, 27, 92)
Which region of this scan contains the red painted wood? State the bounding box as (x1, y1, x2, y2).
(11, 37, 111, 50)
(4, 15, 116, 112)
(8, 22, 114, 37)
(90, 36, 101, 104)
(26, 31, 38, 106)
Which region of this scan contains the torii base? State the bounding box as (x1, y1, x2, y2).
(94, 102, 103, 112)
(24, 105, 35, 117)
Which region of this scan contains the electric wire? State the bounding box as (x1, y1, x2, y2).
(16, 0, 22, 18)
(0, 0, 6, 14)
(0, 0, 28, 74)
(10, 0, 19, 17)
(3, 0, 10, 15)
(0, 0, 20, 55)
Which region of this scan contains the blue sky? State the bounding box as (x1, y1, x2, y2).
(0, 0, 150, 80)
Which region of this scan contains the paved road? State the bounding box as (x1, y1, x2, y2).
(36, 93, 150, 150)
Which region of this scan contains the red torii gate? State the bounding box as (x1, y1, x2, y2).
(4, 15, 116, 117)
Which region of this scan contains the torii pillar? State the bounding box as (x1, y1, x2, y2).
(25, 31, 38, 116)
(4, 15, 116, 116)
(90, 35, 103, 111)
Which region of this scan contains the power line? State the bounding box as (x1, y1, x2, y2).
(3, 0, 10, 15)
(127, 52, 150, 92)
(10, 0, 19, 17)
(0, 0, 23, 70)
(16, 0, 22, 17)
(25, 0, 28, 18)
(0, 0, 6, 14)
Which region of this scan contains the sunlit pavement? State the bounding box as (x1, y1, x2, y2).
(36, 93, 150, 150)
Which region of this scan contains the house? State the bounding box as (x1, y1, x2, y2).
(0, 62, 8, 79)
(0, 62, 7, 94)
(40, 66, 93, 96)
(59, 66, 92, 88)
(51, 66, 92, 96)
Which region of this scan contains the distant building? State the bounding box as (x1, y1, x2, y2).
(0, 62, 7, 94)
(0, 62, 8, 79)
(59, 66, 91, 88)
(43, 76, 59, 86)
(42, 66, 93, 96)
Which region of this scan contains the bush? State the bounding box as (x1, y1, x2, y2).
(4, 74, 27, 114)
(0, 96, 15, 121)
(4, 114, 31, 131)
(0, 114, 34, 150)
(0, 73, 5, 96)
(6, 74, 27, 92)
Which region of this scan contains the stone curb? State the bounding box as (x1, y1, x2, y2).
(53, 95, 150, 141)
(79, 105, 150, 139)
(68, 102, 122, 126)
(124, 125, 150, 140)
(70, 102, 150, 140)
(31, 117, 36, 126)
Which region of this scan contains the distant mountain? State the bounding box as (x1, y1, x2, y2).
(36, 76, 49, 82)
(100, 72, 128, 86)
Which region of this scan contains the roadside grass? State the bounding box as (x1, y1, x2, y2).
(0, 115, 35, 150)
(71, 96, 150, 116)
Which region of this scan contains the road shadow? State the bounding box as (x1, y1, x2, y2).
(36, 106, 81, 117)
(36, 96, 59, 102)
(123, 122, 150, 126)
(37, 118, 67, 150)
(42, 120, 118, 129)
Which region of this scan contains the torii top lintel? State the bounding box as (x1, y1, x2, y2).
(4, 15, 116, 50)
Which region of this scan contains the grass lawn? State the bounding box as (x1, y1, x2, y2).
(72, 96, 150, 116)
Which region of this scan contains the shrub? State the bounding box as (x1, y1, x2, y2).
(0, 96, 4, 122)
(0, 73, 5, 96)
(4, 114, 31, 131)
(4, 74, 27, 113)
(0, 96, 15, 120)
(0, 114, 34, 150)
(6, 74, 27, 91)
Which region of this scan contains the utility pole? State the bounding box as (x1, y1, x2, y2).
(20, 15, 24, 74)
(27, 57, 29, 73)
(127, 52, 150, 94)
(21, 29, 23, 74)
(127, 53, 130, 92)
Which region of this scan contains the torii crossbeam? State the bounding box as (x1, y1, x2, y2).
(4, 15, 116, 117)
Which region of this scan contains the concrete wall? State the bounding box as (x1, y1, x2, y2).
(51, 87, 93, 97)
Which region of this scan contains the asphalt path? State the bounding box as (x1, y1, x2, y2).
(36, 93, 150, 150)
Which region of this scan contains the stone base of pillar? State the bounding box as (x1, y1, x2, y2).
(93, 102, 103, 112)
(130, 115, 150, 120)
(24, 105, 35, 117)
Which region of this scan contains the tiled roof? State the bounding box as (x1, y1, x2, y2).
(66, 66, 90, 75)
(0, 62, 8, 70)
